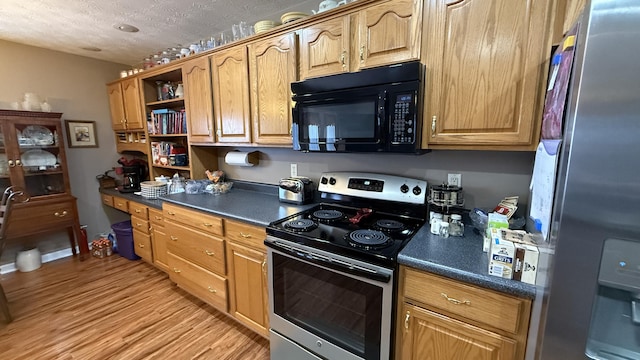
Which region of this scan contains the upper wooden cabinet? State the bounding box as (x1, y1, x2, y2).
(356, 0, 422, 70)
(211, 47, 252, 144)
(107, 77, 144, 131)
(183, 57, 215, 143)
(422, 0, 555, 150)
(248, 32, 298, 145)
(299, 0, 422, 79)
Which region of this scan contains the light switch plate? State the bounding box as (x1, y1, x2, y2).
(291, 163, 298, 177)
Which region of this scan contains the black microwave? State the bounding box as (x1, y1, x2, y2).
(291, 61, 424, 153)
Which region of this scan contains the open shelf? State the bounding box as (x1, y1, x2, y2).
(146, 98, 185, 107)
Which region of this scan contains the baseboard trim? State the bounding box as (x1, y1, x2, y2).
(0, 247, 75, 274)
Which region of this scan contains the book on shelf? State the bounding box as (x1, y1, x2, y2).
(148, 108, 187, 135)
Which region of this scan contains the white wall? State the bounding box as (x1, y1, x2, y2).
(0, 39, 129, 262)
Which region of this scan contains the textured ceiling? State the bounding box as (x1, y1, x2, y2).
(0, 0, 319, 66)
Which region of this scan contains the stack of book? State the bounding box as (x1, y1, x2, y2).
(148, 109, 187, 135)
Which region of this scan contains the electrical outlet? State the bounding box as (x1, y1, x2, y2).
(290, 163, 298, 177)
(448, 173, 462, 187)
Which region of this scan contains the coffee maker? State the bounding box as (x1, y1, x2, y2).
(118, 158, 147, 193)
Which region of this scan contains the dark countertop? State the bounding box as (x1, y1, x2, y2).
(398, 225, 536, 299)
(101, 183, 534, 298)
(100, 181, 315, 227)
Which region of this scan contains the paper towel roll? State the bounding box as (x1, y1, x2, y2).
(224, 151, 259, 167)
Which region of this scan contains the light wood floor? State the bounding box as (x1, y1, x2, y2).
(0, 255, 270, 359)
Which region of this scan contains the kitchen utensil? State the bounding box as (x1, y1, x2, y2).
(348, 208, 373, 224)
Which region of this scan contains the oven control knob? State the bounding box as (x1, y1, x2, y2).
(316, 340, 322, 348)
(329, 177, 337, 185)
(400, 184, 409, 193)
(412, 186, 422, 195)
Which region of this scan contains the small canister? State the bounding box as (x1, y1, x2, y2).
(439, 222, 450, 238)
(430, 213, 443, 235)
(449, 214, 464, 237)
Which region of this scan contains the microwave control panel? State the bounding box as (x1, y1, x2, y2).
(391, 93, 416, 144)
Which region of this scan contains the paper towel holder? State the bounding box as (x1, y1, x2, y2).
(224, 150, 260, 167)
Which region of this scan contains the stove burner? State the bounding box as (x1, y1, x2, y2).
(375, 219, 405, 232)
(284, 219, 317, 232)
(347, 230, 391, 249)
(313, 209, 344, 221)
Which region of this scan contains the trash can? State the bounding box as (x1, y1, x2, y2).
(111, 220, 140, 260)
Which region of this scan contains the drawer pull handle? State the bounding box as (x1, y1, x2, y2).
(208, 287, 217, 294)
(441, 293, 471, 306)
(205, 250, 215, 256)
(138, 244, 145, 248)
(240, 232, 252, 238)
(167, 211, 176, 216)
(262, 259, 267, 273)
(404, 311, 410, 330)
(54, 211, 68, 217)
(155, 216, 163, 220)
(203, 223, 213, 227)
(170, 236, 178, 241)
(149, 226, 153, 231)
(173, 268, 181, 273)
(135, 209, 141, 213)
(136, 223, 143, 227)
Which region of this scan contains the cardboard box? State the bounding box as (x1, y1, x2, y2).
(488, 238, 515, 279)
(512, 243, 539, 284)
(483, 213, 509, 252)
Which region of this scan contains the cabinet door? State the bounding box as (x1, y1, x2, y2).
(107, 82, 126, 130)
(299, 16, 351, 79)
(133, 228, 153, 263)
(227, 241, 269, 337)
(356, 0, 422, 71)
(398, 303, 517, 360)
(249, 33, 298, 145)
(423, 0, 552, 148)
(151, 225, 169, 272)
(211, 48, 252, 143)
(121, 77, 144, 130)
(183, 57, 215, 142)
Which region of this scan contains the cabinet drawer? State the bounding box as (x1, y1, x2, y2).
(133, 228, 153, 263)
(131, 215, 150, 234)
(101, 194, 114, 207)
(7, 200, 76, 237)
(163, 202, 223, 236)
(148, 207, 164, 225)
(168, 252, 228, 312)
(403, 268, 526, 334)
(113, 197, 129, 213)
(128, 202, 148, 220)
(166, 221, 226, 275)
(225, 219, 266, 250)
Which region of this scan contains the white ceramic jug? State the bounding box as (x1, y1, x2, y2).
(312, 0, 347, 14)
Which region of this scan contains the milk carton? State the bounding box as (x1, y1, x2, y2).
(488, 237, 515, 279)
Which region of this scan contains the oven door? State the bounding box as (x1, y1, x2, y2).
(266, 238, 393, 360)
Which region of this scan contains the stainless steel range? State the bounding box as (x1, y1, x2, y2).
(265, 172, 428, 360)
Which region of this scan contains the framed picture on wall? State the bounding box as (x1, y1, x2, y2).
(65, 120, 98, 148)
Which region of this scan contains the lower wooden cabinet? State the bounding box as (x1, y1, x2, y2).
(149, 207, 168, 272)
(396, 266, 531, 360)
(132, 227, 153, 263)
(226, 240, 269, 338)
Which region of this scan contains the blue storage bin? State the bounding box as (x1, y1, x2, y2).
(111, 220, 140, 260)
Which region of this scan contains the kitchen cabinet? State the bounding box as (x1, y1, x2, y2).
(299, 0, 422, 79)
(148, 207, 168, 272)
(422, 0, 556, 150)
(107, 77, 145, 131)
(130, 202, 153, 264)
(183, 57, 215, 143)
(248, 32, 298, 145)
(211, 47, 252, 144)
(225, 219, 269, 338)
(163, 202, 228, 313)
(0, 110, 87, 258)
(561, 0, 585, 35)
(396, 266, 531, 360)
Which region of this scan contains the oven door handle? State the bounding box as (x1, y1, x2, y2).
(266, 241, 392, 283)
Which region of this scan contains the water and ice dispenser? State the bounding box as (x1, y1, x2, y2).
(587, 238, 640, 359)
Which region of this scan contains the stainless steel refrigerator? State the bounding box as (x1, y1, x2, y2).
(532, 0, 640, 358)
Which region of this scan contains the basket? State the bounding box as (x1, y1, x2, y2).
(140, 181, 168, 199)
